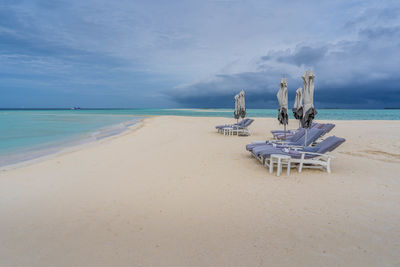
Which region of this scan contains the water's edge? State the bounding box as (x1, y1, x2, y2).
(0, 118, 144, 170)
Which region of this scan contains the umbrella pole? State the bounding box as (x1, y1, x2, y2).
(284, 124, 286, 140)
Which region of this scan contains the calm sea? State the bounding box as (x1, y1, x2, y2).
(0, 109, 399, 167)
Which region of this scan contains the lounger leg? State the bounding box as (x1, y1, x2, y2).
(298, 154, 305, 173)
(327, 158, 331, 173)
(287, 160, 291, 176)
(269, 158, 273, 174)
(277, 158, 282, 176)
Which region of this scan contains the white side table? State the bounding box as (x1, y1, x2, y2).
(267, 154, 291, 176)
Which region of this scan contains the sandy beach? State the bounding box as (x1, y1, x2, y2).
(0, 116, 399, 266)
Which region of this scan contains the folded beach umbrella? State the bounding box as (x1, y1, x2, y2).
(293, 87, 303, 127)
(301, 70, 318, 145)
(301, 70, 317, 128)
(277, 78, 289, 134)
(234, 94, 240, 121)
(239, 90, 246, 119)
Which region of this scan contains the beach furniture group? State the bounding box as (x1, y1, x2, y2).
(214, 119, 345, 175)
(216, 89, 253, 136)
(245, 70, 345, 175)
(216, 70, 345, 175)
(246, 123, 346, 175)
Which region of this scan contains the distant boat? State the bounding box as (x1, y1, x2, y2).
(71, 107, 81, 110)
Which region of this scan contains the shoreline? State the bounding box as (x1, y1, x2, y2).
(0, 117, 148, 171)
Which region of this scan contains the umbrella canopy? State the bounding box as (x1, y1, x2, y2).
(301, 70, 317, 128)
(277, 78, 288, 125)
(239, 90, 246, 119)
(292, 87, 303, 120)
(234, 94, 240, 120)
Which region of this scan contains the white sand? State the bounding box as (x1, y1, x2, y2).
(0, 116, 399, 266)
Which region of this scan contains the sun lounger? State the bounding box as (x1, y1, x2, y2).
(249, 128, 325, 163)
(271, 122, 318, 135)
(264, 136, 346, 173)
(273, 123, 335, 140)
(216, 118, 250, 133)
(246, 128, 306, 151)
(247, 127, 322, 153)
(272, 122, 321, 140)
(224, 119, 254, 136)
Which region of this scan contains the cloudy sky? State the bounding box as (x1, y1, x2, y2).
(0, 0, 399, 108)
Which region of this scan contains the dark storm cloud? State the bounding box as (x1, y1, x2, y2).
(169, 22, 400, 108)
(171, 76, 400, 109)
(274, 46, 328, 67)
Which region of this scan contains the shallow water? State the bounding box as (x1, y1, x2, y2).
(0, 110, 143, 166)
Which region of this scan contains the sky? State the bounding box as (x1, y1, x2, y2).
(0, 0, 399, 108)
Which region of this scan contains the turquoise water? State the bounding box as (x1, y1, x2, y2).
(7, 108, 395, 119)
(0, 108, 399, 167)
(0, 110, 142, 166)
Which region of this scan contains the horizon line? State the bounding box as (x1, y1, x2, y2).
(0, 108, 399, 110)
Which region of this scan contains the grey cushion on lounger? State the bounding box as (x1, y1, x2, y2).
(246, 127, 307, 151)
(271, 122, 318, 135)
(215, 118, 250, 129)
(257, 136, 345, 160)
(287, 136, 346, 159)
(255, 128, 324, 157)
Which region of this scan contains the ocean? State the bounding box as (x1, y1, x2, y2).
(0, 108, 399, 167)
